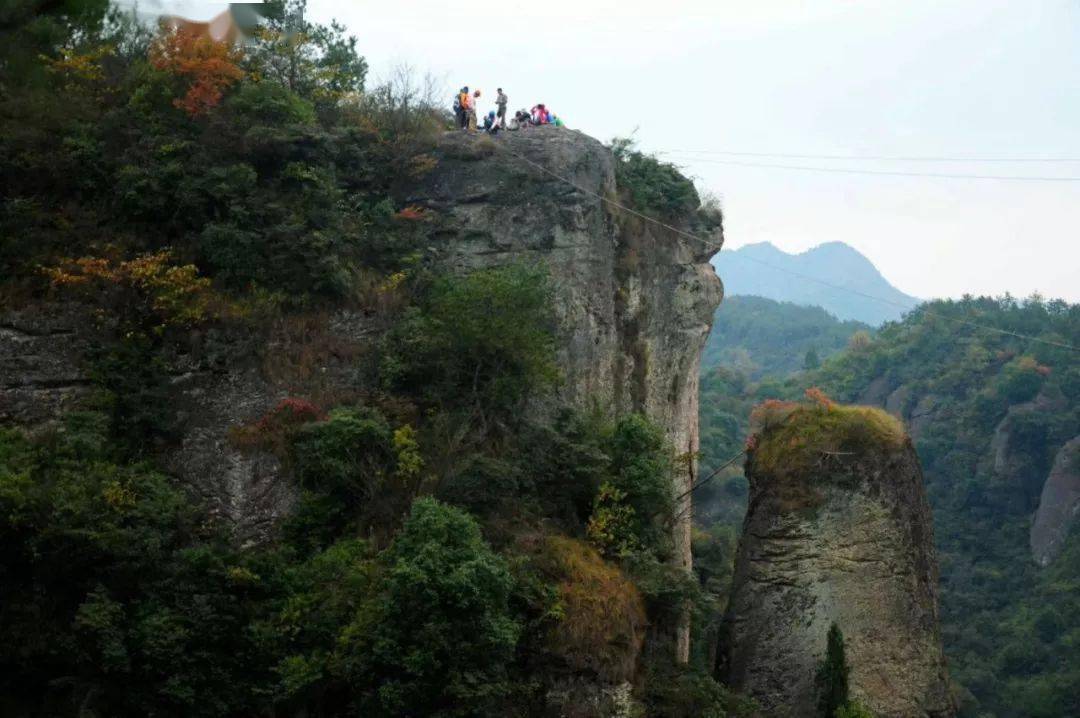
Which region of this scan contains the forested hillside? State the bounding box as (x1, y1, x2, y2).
(698, 296, 1080, 718)
(0, 2, 746, 716)
(702, 295, 870, 379)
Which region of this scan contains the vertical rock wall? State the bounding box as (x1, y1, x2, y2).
(722, 432, 955, 717)
(413, 127, 723, 658)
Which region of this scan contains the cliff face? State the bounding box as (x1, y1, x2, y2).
(0, 127, 722, 602)
(413, 129, 722, 612)
(1031, 436, 1080, 566)
(722, 423, 955, 717)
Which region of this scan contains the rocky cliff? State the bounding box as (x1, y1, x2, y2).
(721, 406, 955, 717)
(1031, 436, 1080, 566)
(0, 126, 722, 649)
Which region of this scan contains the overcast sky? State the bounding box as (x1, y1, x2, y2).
(137, 1, 1080, 302)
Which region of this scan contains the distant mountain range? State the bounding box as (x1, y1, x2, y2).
(712, 242, 920, 325)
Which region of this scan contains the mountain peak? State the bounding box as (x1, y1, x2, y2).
(713, 241, 919, 326)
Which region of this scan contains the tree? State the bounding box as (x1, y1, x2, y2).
(804, 348, 822, 370)
(817, 623, 850, 717)
(381, 265, 558, 423)
(340, 498, 521, 716)
(149, 25, 245, 117)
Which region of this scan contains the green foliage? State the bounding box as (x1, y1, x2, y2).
(587, 481, 642, 555)
(610, 137, 710, 221)
(88, 334, 175, 454)
(817, 623, 851, 718)
(703, 296, 870, 379)
(1, 2, 438, 298)
(344, 497, 521, 716)
(835, 702, 875, 718)
(0, 415, 272, 716)
(698, 294, 1080, 717)
(289, 407, 392, 501)
(641, 661, 758, 718)
(381, 264, 558, 420)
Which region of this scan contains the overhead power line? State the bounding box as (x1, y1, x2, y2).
(658, 156, 1080, 182)
(658, 149, 1080, 163)
(493, 140, 1080, 355)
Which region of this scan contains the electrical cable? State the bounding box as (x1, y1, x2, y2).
(657, 149, 1080, 163)
(657, 156, 1080, 182)
(493, 140, 1080, 354)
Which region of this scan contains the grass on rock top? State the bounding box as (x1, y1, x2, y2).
(747, 391, 907, 484)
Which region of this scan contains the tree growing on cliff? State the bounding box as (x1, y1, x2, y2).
(817, 623, 850, 717)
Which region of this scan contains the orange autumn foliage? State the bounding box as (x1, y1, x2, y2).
(44, 250, 216, 328)
(149, 26, 244, 117)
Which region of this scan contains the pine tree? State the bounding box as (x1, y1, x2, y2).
(817, 623, 850, 717)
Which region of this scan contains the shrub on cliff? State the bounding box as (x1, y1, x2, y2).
(533, 535, 647, 682)
(380, 265, 558, 423)
(1, 0, 439, 299)
(610, 137, 701, 220)
(747, 389, 906, 484)
(339, 497, 521, 716)
(0, 415, 272, 716)
(586, 413, 676, 558)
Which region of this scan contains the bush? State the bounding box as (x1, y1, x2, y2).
(340, 497, 521, 716)
(748, 392, 906, 484)
(610, 137, 702, 220)
(0, 415, 271, 716)
(381, 265, 558, 421)
(289, 407, 393, 500)
(535, 535, 646, 682)
(586, 414, 675, 556)
(641, 661, 758, 718)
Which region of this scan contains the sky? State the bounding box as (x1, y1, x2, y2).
(129, 1, 1080, 302)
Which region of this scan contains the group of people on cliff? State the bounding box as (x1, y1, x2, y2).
(453, 87, 563, 134)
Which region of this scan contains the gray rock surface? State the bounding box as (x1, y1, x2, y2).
(1030, 436, 1080, 566)
(723, 434, 955, 717)
(414, 127, 723, 658)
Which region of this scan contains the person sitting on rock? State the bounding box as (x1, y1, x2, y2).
(482, 110, 497, 132)
(530, 104, 549, 125)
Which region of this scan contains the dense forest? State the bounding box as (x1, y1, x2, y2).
(0, 2, 747, 716)
(702, 295, 871, 380)
(698, 295, 1080, 718)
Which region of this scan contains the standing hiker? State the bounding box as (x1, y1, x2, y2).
(496, 88, 508, 128)
(467, 89, 481, 132)
(457, 86, 470, 130)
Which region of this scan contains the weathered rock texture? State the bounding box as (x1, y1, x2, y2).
(1031, 436, 1080, 566)
(723, 435, 955, 717)
(0, 127, 722, 638)
(415, 127, 723, 658)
